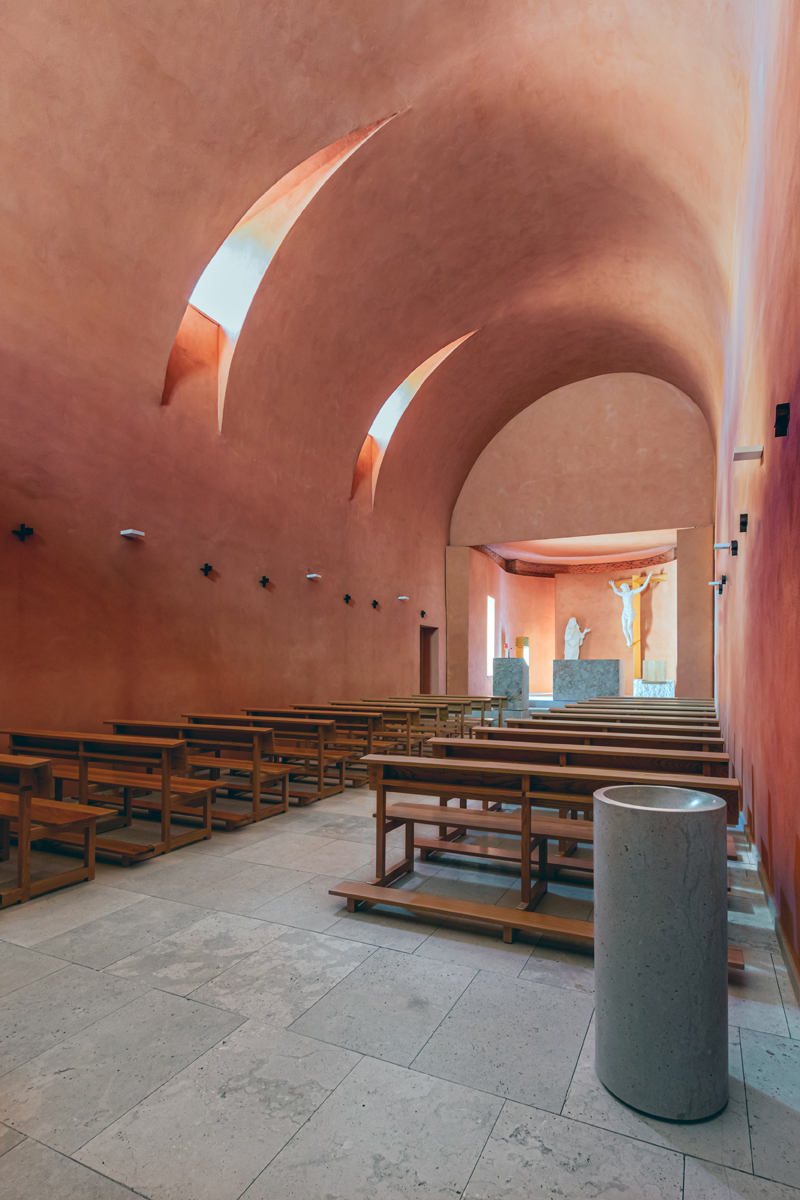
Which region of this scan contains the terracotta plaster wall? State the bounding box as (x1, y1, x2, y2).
(451, 375, 715, 547)
(554, 564, 676, 694)
(675, 526, 714, 698)
(466, 551, 555, 695)
(0, 2, 752, 735)
(716, 0, 800, 972)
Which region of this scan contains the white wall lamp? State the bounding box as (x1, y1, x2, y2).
(733, 445, 763, 461)
(307, 572, 322, 580)
(397, 595, 409, 601)
(120, 529, 145, 539)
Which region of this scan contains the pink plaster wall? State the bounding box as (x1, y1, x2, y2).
(467, 551, 555, 695)
(451, 375, 714, 547)
(554, 562, 677, 696)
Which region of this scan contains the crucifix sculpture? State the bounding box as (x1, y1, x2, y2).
(608, 569, 669, 679)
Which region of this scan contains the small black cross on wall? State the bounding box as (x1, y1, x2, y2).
(259, 576, 269, 587)
(201, 563, 213, 576)
(12, 524, 33, 542)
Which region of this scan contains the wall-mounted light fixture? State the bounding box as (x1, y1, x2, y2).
(12, 524, 33, 542)
(709, 580, 724, 595)
(713, 542, 730, 550)
(372, 600, 379, 609)
(420, 610, 426, 618)
(740, 514, 748, 532)
(397, 595, 409, 601)
(120, 529, 145, 539)
(259, 576, 269, 587)
(775, 403, 790, 437)
(307, 573, 322, 580)
(201, 563, 213, 576)
(733, 445, 763, 461)
(343, 594, 351, 604)
(731, 540, 738, 555)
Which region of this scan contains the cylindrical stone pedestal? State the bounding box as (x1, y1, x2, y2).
(594, 784, 728, 1120)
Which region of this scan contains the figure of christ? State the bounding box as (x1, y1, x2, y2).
(609, 572, 653, 648)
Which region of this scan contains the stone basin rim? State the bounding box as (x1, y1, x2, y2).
(594, 784, 726, 813)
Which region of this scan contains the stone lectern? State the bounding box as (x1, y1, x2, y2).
(492, 657, 529, 719)
(553, 659, 625, 702)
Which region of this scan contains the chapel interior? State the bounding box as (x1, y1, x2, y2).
(1, 3, 799, 1198)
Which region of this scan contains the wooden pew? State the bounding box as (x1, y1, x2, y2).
(216, 712, 345, 803)
(4, 730, 210, 859)
(0, 752, 114, 905)
(473, 725, 726, 753)
(327, 703, 423, 754)
(365, 752, 740, 885)
(535, 709, 720, 729)
(507, 718, 723, 741)
(328, 883, 747, 970)
(364, 754, 540, 905)
(403, 694, 509, 727)
(108, 721, 291, 827)
(362, 699, 456, 740)
(431, 737, 731, 777)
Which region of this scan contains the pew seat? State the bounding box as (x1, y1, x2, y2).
(1, 794, 114, 906)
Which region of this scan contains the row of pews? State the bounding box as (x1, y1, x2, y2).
(328, 695, 746, 968)
(1, 697, 471, 907)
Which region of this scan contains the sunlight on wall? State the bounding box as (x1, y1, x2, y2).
(353, 331, 476, 505)
(487, 595, 496, 676)
(165, 117, 393, 427)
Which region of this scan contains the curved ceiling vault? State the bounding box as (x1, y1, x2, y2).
(163, 117, 393, 428)
(214, 1, 749, 541)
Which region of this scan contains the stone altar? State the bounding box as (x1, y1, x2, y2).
(492, 657, 529, 719)
(553, 659, 624, 702)
(633, 679, 676, 697)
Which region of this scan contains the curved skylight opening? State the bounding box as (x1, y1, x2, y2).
(164, 116, 393, 426)
(352, 331, 476, 504)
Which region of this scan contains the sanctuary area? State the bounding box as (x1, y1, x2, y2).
(0, 3, 799, 1199)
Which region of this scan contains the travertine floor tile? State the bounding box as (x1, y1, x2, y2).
(285, 839, 377, 875)
(684, 1157, 800, 1199)
(251, 874, 349, 932)
(240, 1056, 502, 1200)
(0, 884, 145, 947)
(519, 942, 595, 993)
(414, 922, 533, 976)
(729, 954, 791, 1037)
(463, 1101, 683, 1199)
(226, 832, 335, 866)
(0, 1137, 142, 1198)
(413, 969, 593, 1110)
(0, 963, 144, 1076)
(742, 1027, 800, 1187)
(76, 1020, 361, 1200)
(182, 863, 315, 915)
(34, 896, 206, 969)
(0, 940, 65, 996)
(562, 1019, 752, 1171)
(0, 988, 242, 1153)
(190, 927, 374, 1026)
(290, 946, 475, 1064)
(326, 907, 439, 952)
(0, 1121, 24, 1157)
(105, 911, 287, 993)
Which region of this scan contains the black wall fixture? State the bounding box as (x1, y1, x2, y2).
(731, 540, 738, 556)
(740, 514, 748, 532)
(775, 403, 790, 437)
(259, 576, 269, 587)
(344, 594, 351, 604)
(201, 563, 213, 576)
(372, 600, 379, 609)
(12, 524, 33, 542)
(420, 610, 426, 618)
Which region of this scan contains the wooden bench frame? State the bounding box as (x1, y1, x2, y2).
(473, 725, 726, 753)
(108, 721, 291, 827)
(431, 736, 731, 778)
(239, 713, 346, 802)
(507, 718, 723, 740)
(4, 730, 207, 858)
(534, 709, 721, 729)
(0, 754, 114, 906)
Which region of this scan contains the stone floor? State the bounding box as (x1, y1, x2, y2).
(1, 789, 799, 1200)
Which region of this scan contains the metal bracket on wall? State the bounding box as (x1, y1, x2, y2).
(12, 524, 33, 542)
(201, 563, 213, 576)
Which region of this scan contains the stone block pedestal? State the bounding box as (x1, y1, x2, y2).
(492, 658, 529, 719)
(633, 679, 676, 697)
(553, 659, 624, 702)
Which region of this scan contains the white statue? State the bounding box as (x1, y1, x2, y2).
(609, 573, 652, 647)
(564, 616, 590, 660)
